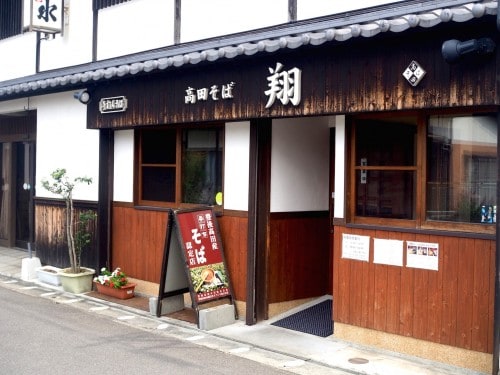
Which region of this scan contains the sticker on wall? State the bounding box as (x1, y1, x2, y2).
(402, 60, 426, 87)
(406, 241, 438, 271)
(373, 238, 403, 267)
(215, 192, 223, 206)
(342, 234, 370, 262)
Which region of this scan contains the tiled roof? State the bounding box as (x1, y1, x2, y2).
(0, 0, 496, 99)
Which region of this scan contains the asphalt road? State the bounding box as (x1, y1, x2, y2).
(0, 286, 290, 375)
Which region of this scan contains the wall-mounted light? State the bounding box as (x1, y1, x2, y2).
(441, 37, 496, 64)
(73, 90, 91, 104)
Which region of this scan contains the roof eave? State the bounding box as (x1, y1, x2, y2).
(0, 0, 496, 100)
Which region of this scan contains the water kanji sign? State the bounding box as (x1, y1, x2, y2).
(174, 208, 231, 304)
(31, 0, 63, 33)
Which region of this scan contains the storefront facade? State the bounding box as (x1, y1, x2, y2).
(0, 1, 497, 373)
(81, 4, 499, 372)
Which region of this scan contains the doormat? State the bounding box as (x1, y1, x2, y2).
(271, 299, 333, 337)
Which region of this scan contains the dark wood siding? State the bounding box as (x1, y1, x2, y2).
(218, 212, 248, 301)
(109, 205, 330, 304)
(333, 225, 495, 353)
(268, 212, 330, 303)
(0, 111, 36, 142)
(111, 204, 167, 283)
(111, 204, 249, 301)
(35, 199, 99, 270)
(88, 17, 498, 129)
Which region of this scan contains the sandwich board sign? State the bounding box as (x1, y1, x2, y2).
(157, 209, 190, 313)
(157, 207, 236, 324)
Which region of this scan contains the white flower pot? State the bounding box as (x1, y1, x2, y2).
(36, 266, 62, 286)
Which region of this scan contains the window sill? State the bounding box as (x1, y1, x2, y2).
(420, 220, 495, 236)
(134, 202, 224, 215)
(346, 218, 495, 239)
(351, 216, 416, 228)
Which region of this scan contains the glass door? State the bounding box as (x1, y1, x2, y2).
(0, 143, 11, 242)
(15, 142, 35, 249)
(0, 142, 35, 249)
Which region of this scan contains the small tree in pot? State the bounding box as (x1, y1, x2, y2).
(41, 168, 94, 274)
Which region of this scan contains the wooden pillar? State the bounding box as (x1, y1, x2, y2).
(493, 109, 500, 375)
(246, 118, 272, 325)
(97, 129, 114, 271)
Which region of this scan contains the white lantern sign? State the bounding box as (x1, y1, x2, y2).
(30, 0, 63, 34)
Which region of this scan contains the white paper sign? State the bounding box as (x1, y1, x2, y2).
(342, 234, 370, 262)
(373, 238, 403, 266)
(406, 241, 439, 271)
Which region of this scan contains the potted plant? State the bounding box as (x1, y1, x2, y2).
(93, 267, 136, 299)
(41, 168, 96, 293)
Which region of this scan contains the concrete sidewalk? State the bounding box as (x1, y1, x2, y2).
(0, 247, 488, 375)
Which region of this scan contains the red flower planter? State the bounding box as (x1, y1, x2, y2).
(94, 282, 136, 300)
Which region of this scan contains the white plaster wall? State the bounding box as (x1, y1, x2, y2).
(23, 0, 31, 27)
(113, 129, 134, 202)
(0, 0, 407, 81)
(40, 0, 93, 70)
(0, 33, 37, 81)
(0, 98, 34, 114)
(224, 121, 249, 211)
(97, 0, 175, 60)
(334, 116, 345, 219)
(35, 92, 99, 201)
(297, 0, 405, 20)
(271, 117, 330, 212)
(181, 0, 288, 43)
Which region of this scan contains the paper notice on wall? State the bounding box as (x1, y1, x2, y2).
(342, 234, 370, 262)
(406, 241, 439, 271)
(373, 238, 403, 266)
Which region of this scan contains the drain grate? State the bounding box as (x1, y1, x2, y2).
(348, 357, 369, 365)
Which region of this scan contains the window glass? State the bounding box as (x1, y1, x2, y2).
(141, 129, 176, 164)
(142, 166, 175, 202)
(138, 126, 223, 206)
(427, 115, 497, 223)
(354, 119, 416, 220)
(139, 129, 176, 203)
(182, 129, 222, 205)
(356, 170, 415, 219)
(355, 121, 415, 166)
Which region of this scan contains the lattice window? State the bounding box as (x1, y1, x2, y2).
(0, 0, 23, 40)
(93, 0, 131, 11)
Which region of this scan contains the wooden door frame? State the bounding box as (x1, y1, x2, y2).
(329, 127, 336, 291)
(97, 129, 113, 271)
(14, 141, 37, 249)
(0, 111, 37, 249)
(246, 118, 272, 325)
(0, 142, 15, 248)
